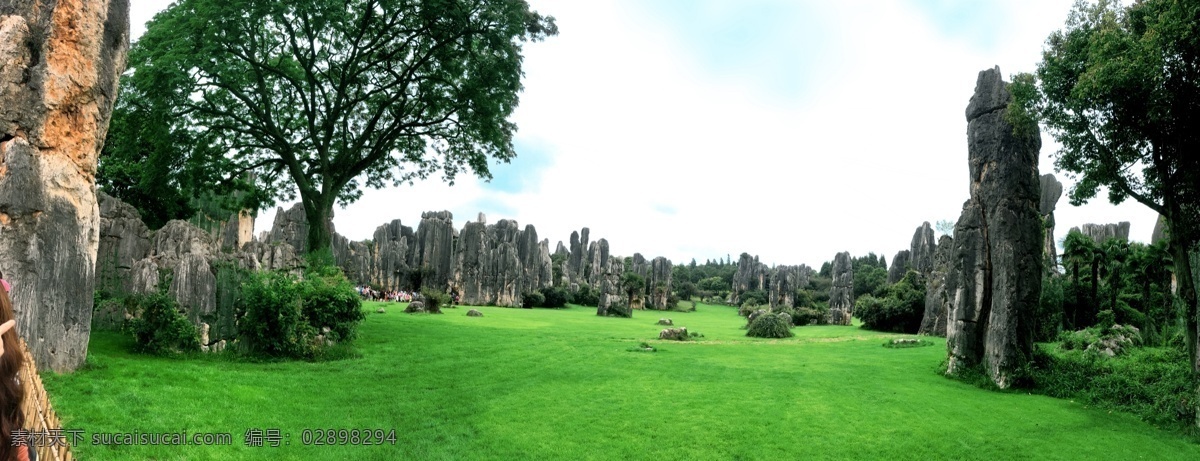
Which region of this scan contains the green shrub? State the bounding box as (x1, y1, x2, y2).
(571, 285, 600, 307)
(539, 286, 569, 308)
(301, 269, 366, 343)
(792, 306, 828, 326)
(739, 289, 768, 307)
(856, 273, 925, 333)
(240, 271, 316, 358)
(522, 291, 546, 309)
(130, 293, 199, 354)
(746, 312, 794, 338)
(420, 288, 452, 313)
(1032, 346, 1198, 429)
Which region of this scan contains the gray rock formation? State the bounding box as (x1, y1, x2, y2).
(596, 256, 629, 317)
(627, 253, 648, 310)
(769, 265, 813, 310)
(415, 211, 457, 291)
(372, 220, 415, 291)
(829, 252, 854, 325)
(646, 256, 673, 310)
(656, 318, 673, 326)
(219, 210, 254, 253)
(0, 0, 129, 371)
(659, 327, 689, 340)
(567, 228, 590, 289)
(910, 222, 937, 276)
(887, 250, 912, 284)
(168, 254, 217, 326)
(1072, 222, 1131, 245)
(97, 191, 151, 294)
(945, 67, 1043, 388)
(241, 240, 304, 273)
(731, 253, 767, 305)
(452, 219, 553, 307)
(517, 225, 553, 296)
(1151, 215, 1168, 245)
(919, 235, 954, 336)
(467, 309, 484, 317)
(333, 235, 373, 287)
(269, 203, 309, 254)
(151, 220, 216, 270)
(1039, 174, 1063, 273)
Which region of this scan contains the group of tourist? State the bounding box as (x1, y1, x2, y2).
(356, 286, 417, 303)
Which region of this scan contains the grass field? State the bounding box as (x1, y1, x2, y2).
(42, 302, 1200, 460)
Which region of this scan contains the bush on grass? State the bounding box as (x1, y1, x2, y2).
(301, 266, 366, 343)
(240, 271, 318, 358)
(747, 312, 793, 338)
(420, 288, 451, 313)
(522, 291, 546, 309)
(539, 286, 570, 308)
(130, 293, 199, 354)
(571, 285, 600, 307)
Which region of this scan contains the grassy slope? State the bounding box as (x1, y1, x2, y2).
(42, 302, 1200, 460)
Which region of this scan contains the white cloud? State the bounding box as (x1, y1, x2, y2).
(130, 0, 1161, 268)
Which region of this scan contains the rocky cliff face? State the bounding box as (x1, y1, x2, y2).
(910, 222, 936, 276)
(596, 255, 629, 317)
(731, 253, 767, 305)
(1072, 222, 1131, 245)
(829, 252, 854, 325)
(919, 235, 954, 336)
(268, 203, 309, 254)
(646, 256, 673, 310)
(371, 220, 415, 291)
(1039, 174, 1063, 273)
(97, 191, 150, 294)
(887, 250, 912, 284)
(415, 211, 456, 291)
(945, 67, 1043, 388)
(769, 265, 813, 310)
(0, 0, 129, 371)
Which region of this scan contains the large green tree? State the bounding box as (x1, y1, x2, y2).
(107, 0, 556, 251)
(1015, 0, 1200, 372)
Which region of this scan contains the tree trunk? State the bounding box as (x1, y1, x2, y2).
(1167, 228, 1199, 372)
(302, 195, 335, 259)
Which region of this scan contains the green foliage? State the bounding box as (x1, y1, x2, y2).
(420, 288, 452, 313)
(853, 264, 888, 299)
(1035, 275, 1066, 342)
(738, 289, 767, 307)
(1033, 346, 1198, 429)
(570, 285, 600, 307)
(522, 291, 546, 309)
(626, 342, 657, 353)
(539, 286, 570, 308)
(301, 267, 366, 343)
(855, 272, 926, 333)
(118, 0, 558, 253)
(746, 312, 794, 338)
(130, 293, 200, 355)
(621, 272, 646, 300)
(792, 307, 829, 326)
(239, 271, 316, 358)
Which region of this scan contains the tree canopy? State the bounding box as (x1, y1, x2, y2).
(1013, 0, 1200, 371)
(103, 0, 556, 251)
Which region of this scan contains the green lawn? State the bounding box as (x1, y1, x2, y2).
(42, 302, 1200, 460)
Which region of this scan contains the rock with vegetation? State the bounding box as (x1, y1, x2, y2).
(596, 256, 630, 317)
(1150, 215, 1167, 245)
(919, 235, 954, 337)
(467, 309, 484, 317)
(731, 253, 767, 306)
(586, 238, 611, 288)
(219, 210, 254, 253)
(769, 265, 813, 310)
(0, 0, 129, 371)
(268, 203, 311, 254)
(945, 67, 1043, 388)
(828, 252, 854, 325)
(656, 318, 673, 326)
(659, 327, 689, 340)
(1039, 174, 1063, 273)
(887, 250, 912, 284)
(405, 301, 426, 313)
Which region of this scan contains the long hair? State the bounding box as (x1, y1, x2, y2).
(0, 285, 25, 461)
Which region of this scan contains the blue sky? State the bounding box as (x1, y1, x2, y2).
(130, 0, 1157, 268)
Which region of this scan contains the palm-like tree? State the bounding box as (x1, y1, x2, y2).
(1062, 231, 1096, 328)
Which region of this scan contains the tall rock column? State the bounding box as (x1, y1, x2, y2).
(828, 252, 854, 325)
(1039, 174, 1063, 274)
(945, 67, 1043, 388)
(0, 0, 129, 371)
(919, 235, 954, 336)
